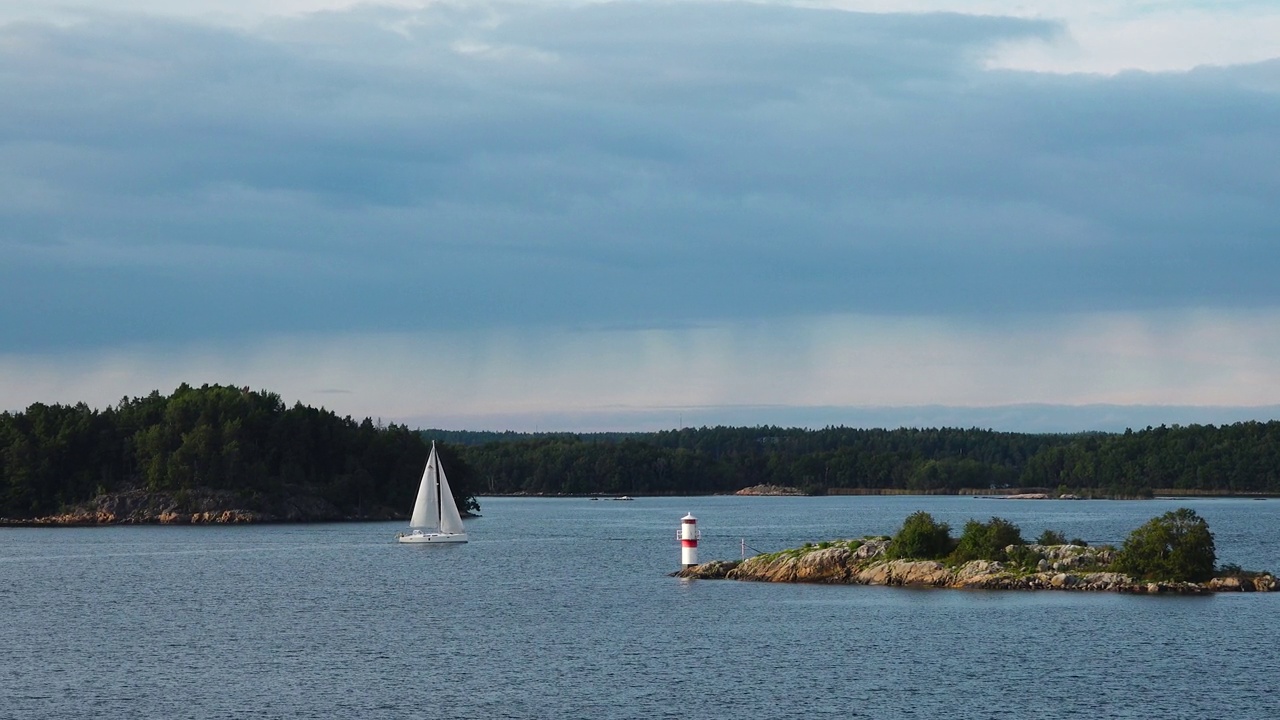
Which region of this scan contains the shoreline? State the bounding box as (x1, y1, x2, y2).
(0, 512, 480, 528)
(479, 489, 1280, 499)
(0, 486, 479, 527)
(5, 488, 1273, 527)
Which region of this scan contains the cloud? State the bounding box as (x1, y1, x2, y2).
(1, 2, 1279, 429)
(3, 2, 1278, 357)
(814, 1, 1280, 73)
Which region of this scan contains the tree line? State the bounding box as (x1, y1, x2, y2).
(435, 422, 1280, 497)
(1, 384, 478, 519)
(435, 426, 1047, 495)
(4, 384, 1279, 520)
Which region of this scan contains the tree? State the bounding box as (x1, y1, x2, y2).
(952, 516, 1024, 562)
(1114, 508, 1216, 582)
(1036, 529, 1067, 546)
(888, 511, 953, 560)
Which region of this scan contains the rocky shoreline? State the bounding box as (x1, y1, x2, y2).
(676, 539, 1278, 594)
(0, 487, 404, 526)
(734, 484, 804, 496)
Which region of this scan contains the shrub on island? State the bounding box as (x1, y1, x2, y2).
(1036, 529, 1067, 546)
(951, 516, 1025, 563)
(1113, 508, 1217, 583)
(887, 511, 953, 560)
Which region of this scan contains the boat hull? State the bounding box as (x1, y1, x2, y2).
(397, 531, 468, 544)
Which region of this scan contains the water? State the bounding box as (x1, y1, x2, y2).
(2, 496, 1277, 719)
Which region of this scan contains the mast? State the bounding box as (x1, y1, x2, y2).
(434, 443, 442, 526)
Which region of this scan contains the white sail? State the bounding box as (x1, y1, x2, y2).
(408, 446, 439, 530)
(436, 459, 465, 535)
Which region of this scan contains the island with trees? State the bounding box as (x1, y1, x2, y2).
(677, 509, 1277, 593)
(0, 384, 479, 524)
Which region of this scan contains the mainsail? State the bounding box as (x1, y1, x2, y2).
(409, 446, 440, 530)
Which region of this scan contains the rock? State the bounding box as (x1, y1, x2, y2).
(855, 560, 953, 587)
(676, 560, 740, 579)
(1208, 574, 1280, 592)
(734, 484, 804, 496)
(954, 572, 1025, 590)
(852, 539, 890, 560)
(792, 547, 857, 582)
(734, 547, 860, 583)
(955, 560, 1004, 581)
(1208, 576, 1245, 592)
(1076, 572, 1130, 591)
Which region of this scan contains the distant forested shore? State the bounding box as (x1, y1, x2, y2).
(429, 422, 1280, 498)
(3, 384, 1279, 522)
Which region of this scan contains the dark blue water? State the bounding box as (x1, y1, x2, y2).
(3, 496, 1277, 719)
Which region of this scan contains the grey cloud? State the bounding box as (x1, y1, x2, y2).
(0, 3, 1276, 350)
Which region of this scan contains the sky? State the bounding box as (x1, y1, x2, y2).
(2, 0, 1279, 432)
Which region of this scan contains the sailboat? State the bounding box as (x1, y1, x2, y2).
(396, 442, 468, 544)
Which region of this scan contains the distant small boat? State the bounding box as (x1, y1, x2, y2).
(612, 496, 634, 501)
(396, 442, 468, 544)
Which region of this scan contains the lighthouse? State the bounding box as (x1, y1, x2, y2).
(679, 512, 700, 568)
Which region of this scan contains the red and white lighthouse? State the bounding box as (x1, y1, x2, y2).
(679, 512, 700, 568)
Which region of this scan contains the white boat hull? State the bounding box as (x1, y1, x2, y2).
(397, 530, 468, 544)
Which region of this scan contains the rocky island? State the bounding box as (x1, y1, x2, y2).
(677, 509, 1277, 594)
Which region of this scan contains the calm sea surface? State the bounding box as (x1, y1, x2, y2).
(3, 495, 1277, 719)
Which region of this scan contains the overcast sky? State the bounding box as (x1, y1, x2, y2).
(2, 0, 1279, 432)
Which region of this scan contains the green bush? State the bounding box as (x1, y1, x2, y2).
(952, 516, 1024, 562)
(1114, 508, 1216, 582)
(887, 511, 953, 560)
(1036, 529, 1067, 546)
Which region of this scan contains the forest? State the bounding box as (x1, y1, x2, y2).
(0, 384, 478, 519)
(436, 421, 1280, 497)
(4, 384, 1279, 520)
